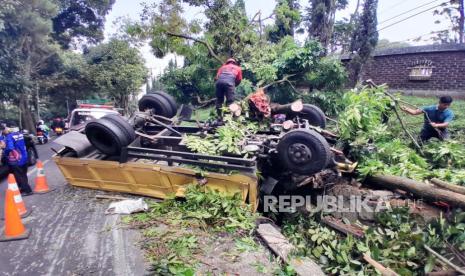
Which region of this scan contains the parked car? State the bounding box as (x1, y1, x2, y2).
(66, 104, 120, 132)
(0, 130, 38, 179)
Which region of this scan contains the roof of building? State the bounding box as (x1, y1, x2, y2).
(340, 43, 465, 60)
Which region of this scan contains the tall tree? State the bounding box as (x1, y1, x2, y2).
(52, 0, 116, 49)
(267, 0, 301, 43)
(305, 0, 348, 52)
(347, 0, 378, 87)
(328, 0, 361, 53)
(85, 39, 147, 114)
(433, 0, 465, 43)
(0, 0, 59, 131)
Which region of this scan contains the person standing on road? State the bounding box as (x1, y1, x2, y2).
(0, 124, 32, 196)
(214, 58, 242, 118)
(400, 96, 454, 142)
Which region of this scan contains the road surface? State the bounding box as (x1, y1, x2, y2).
(0, 139, 147, 276)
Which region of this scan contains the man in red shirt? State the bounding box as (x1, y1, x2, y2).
(215, 58, 242, 117)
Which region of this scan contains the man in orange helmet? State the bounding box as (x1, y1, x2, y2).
(214, 58, 242, 118)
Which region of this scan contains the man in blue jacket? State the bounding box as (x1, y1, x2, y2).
(401, 96, 454, 142)
(0, 124, 32, 195)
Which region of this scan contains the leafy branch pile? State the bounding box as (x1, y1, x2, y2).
(123, 185, 258, 275)
(337, 86, 465, 186)
(185, 115, 258, 156)
(283, 208, 465, 275)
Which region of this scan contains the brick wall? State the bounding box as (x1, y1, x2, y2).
(342, 45, 465, 97)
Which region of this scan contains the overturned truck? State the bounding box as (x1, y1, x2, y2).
(54, 91, 354, 210)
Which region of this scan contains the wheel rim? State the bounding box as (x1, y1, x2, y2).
(287, 143, 312, 164)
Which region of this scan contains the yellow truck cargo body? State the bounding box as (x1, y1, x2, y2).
(54, 156, 259, 210)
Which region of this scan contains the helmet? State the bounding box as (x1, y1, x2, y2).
(226, 58, 237, 64)
(38, 120, 44, 125)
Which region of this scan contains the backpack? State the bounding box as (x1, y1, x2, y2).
(8, 149, 22, 166)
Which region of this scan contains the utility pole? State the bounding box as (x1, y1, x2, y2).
(36, 82, 40, 120)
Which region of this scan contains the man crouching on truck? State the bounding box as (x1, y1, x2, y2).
(215, 58, 242, 118)
(400, 96, 454, 142)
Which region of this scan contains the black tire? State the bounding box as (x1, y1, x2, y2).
(85, 118, 131, 155)
(291, 104, 326, 129)
(152, 91, 177, 116)
(277, 129, 332, 175)
(102, 114, 136, 143)
(138, 93, 175, 118)
(27, 147, 37, 166)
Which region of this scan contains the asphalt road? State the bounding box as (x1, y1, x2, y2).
(0, 139, 147, 276)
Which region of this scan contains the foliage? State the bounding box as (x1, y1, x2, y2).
(305, 0, 349, 51)
(337, 86, 392, 141)
(423, 140, 465, 169)
(85, 39, 147, 114)
(0, 0, 60, 131)
(347, 0, 378, 86)
(52, 0, 116, 49)
(185, 115, 258, 156)
(376, 39, 411, 50)
(432, 0, 465, 43)
(302, 91, 345, 116)
(148, 185, 257, 233)
(125, 184, 258, 275)
(304, 57, 347, 91)
(267, 0, 301, 43)
(125, 0, 347, 105)
(338, 87, 465, 186)
(283, 208, 465, 275)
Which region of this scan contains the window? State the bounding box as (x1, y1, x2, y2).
(409, 60, 434, 81)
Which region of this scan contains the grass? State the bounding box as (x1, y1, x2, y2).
(392, 95, 465, 141)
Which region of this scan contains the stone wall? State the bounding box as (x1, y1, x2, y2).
(342, 44, 465, 98)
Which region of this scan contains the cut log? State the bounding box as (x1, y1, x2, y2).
(430, 178, 465, 196)
(257, 223, 325, 276)
(368, 175, 465, 208)
(270, 100, 304, 114)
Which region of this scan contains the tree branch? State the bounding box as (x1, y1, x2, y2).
(165, 31, 223, 64)
(262, 74, 297, 89)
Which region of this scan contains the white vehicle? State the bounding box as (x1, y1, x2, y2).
(66, 104, 120, 131)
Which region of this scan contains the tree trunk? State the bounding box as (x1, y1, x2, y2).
(430, 178, 465, 195)
(368, 175, 465, 208)
(19, 93, 36, 133)
(459, 0, 464, 43)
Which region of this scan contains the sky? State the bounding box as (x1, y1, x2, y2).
(104, 0, 452, 74)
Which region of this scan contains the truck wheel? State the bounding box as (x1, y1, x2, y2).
(85, 118, 131, 155)
(291, 104, 326, 129)
(138, 93, 175, 118)
(277, 129, 331, 175)
(102, 114, 136, 142)
(152, 91, 177, 117)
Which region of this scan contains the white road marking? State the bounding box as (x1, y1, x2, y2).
(27, 159, 50, 176)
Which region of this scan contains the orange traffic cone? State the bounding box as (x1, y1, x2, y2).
(34, 160, 53, 194)
(7, 174, 31, 218)
(0, 189, 31, 241)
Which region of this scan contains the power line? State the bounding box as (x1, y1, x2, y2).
(377, 2, 448, 32)
(379, 0, 442, 25)
(379, 0, 409, 15)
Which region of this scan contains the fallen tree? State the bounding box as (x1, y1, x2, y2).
(368, 175, 465, 208)
(430, 178, 465, 196)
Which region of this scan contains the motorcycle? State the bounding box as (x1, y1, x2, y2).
(36, 130, 49, 144)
